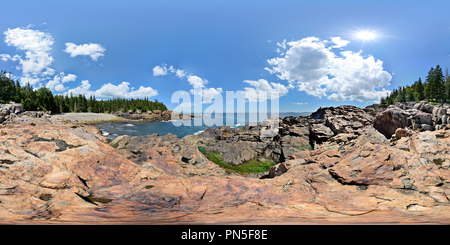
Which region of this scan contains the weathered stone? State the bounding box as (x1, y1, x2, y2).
(269, 163, 287, 178)
(395, 127, 414, 139)
(4, 103, 450, 224)
(311, 123, 334, 143)
(421, 124, 434, 131)
(374, 107, 411, 138)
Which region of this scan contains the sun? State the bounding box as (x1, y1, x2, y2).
(355, 31, 377, 41)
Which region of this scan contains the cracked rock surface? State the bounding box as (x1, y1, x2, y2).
(2, 102, 450, 224)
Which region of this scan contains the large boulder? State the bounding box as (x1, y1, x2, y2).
(414, 101, 434, 113)
(220, 141, 265, 165)
(0, 103, 24, 114)
(374, 107, 412, 138)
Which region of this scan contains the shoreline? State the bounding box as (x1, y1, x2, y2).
(53, 112, 129, 125)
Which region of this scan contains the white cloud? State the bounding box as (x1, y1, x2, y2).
(187, 75, 223, 104)
(293, 102, 308, 105)
(64, 80, 158, 99)
(175, 69, 187, 78)
(4, 28, 53, 53)
(199, 87, 223, 104)
(64, 42, 105, 61)
(187, 75, 208, 89)
(46, 72, 77, 92)
(19, 74, 41, 87)
(326, 93, 346, 102)
(276, 39, 286, 49)
(152, 64, 222, 104)
(266, 36, 392, 103)
(0, 54, 20, 62)
(243, 79, 290, 102)
(61, 73, 77, 83)
(95, 82, 158, 98)
(66, 80, 91, 96)
(153, 64, 187, 78)
(1, 27, 55, 85)
(330, 37, 350, 49)
(153, 65, 169, 76)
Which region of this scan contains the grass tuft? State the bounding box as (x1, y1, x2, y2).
(198, 146, 275, 175)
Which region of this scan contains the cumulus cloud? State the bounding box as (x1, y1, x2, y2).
(4, 27, 53, 53)
(153, 65, 170, 76)
(45, 72, 77, 92)
(1, 27, 55, 85)
(64, 42, 105, 61)
(46, 72, 77, 92)
(153, 64, 222, 105)
(95, 81, 158, 98)
(65, 80, 158, 99)
(243, 79, 289, 102)
(61, 73, 77, 83)
(152, 64, 187, 78)
(19, 75, 41, 87)
(0, 54, 20, 62)
(175, 69, 187, 78)
(329, 37, 350, 49)
(187, 75, 208, 89)
(187, 75, 223, 104)
(66, 80, 92, 96)
(265, 36, 391, 103)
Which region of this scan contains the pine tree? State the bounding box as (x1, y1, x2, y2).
(415, 77, 424, 101)
(434, 65, 445, 102)
(445, 67, 450, 102)
(425, 67, 435, 101)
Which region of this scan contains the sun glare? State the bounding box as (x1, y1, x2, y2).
(355, 31, 377, 41)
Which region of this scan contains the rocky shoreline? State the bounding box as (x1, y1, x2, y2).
(2, 101, 450, 223)
(111, 109, 200, 122)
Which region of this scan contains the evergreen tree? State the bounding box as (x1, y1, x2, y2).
(445, 67, 450, 101)
(405, 88, 415, 102)
(415, 77, 424, 101)
(434, 65, 445, 102)
(424, 67, 435, 101)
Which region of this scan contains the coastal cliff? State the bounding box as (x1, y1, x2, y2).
(2, 102, 450, 223)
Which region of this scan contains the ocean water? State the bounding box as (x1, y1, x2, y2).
(95, 112, 311, 140)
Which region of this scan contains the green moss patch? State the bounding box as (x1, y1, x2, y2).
(198, 146, 275, 175)
(296, 145, 312, 151)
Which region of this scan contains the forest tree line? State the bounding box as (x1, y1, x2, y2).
(0, 71, 167, 113)
(382, 65, 450, 105)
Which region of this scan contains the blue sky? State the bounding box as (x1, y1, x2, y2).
(1, 0, 450, 113)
